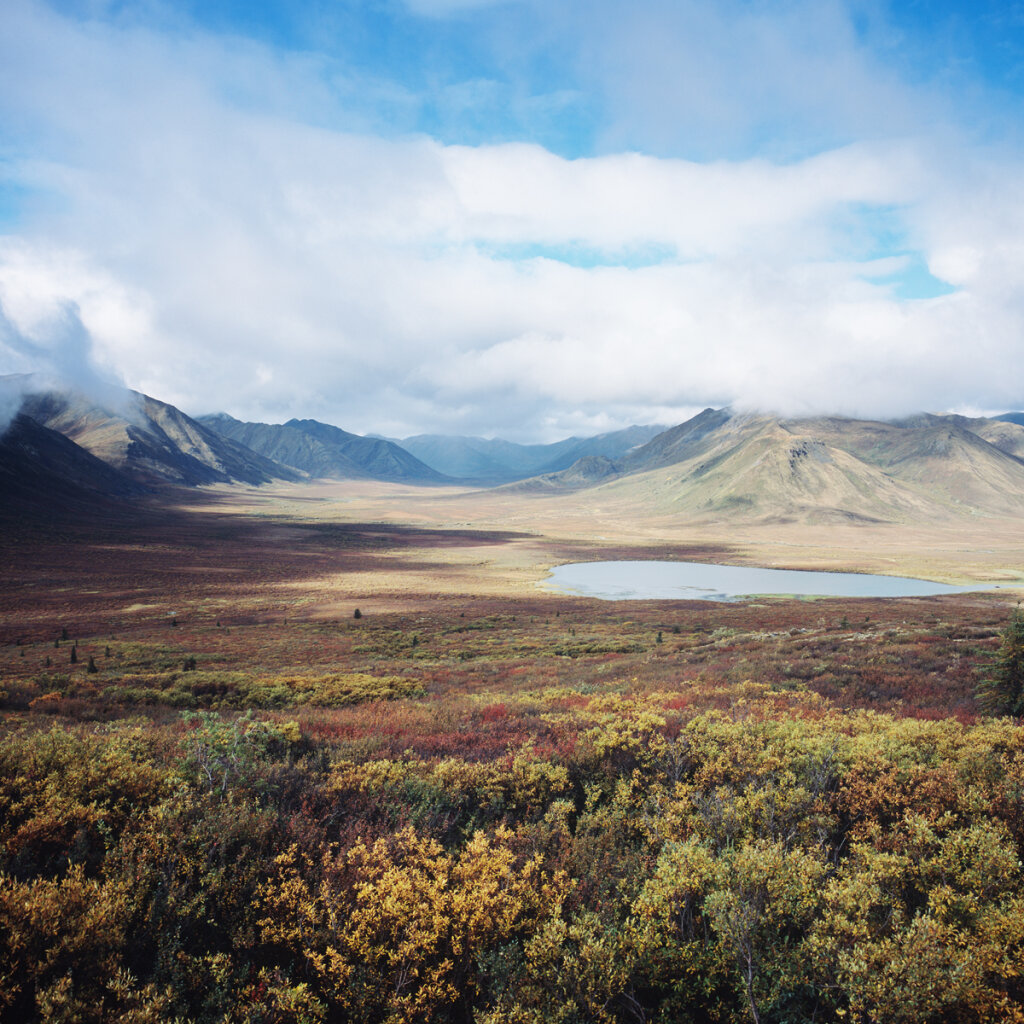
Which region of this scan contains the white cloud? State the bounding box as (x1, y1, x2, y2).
(516, 0, 936, 159)
(0, 0, 1023, 442)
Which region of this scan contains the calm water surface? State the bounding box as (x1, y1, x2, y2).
(544, 560, 990, 602)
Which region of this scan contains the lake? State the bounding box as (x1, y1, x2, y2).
(543, 560, 991, 602)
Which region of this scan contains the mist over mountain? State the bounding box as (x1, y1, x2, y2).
(3, 375, 300, 488)
(395, 424, 668, 483)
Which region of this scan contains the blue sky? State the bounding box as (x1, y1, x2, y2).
(1, 0, 1023, 438)
(38, 0, 1020, 158)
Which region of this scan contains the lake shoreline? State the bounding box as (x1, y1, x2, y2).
(543, 559, 998, 602)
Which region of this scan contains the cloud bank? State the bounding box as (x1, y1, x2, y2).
(0, 0, 1022, 440)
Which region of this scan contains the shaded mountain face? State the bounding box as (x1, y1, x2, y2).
(521, 407, 1024, 524)
(0, 413, 149, 520)
(286, 419, 446, 482)
(199, 414, 446, 483)
(396, 424, 668, 482)
(9, 377, 300, 487)
(199, 414, 369, 479)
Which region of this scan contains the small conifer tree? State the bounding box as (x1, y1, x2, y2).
(353, 608, 362, 619)
(977, 605, 1024, 716)
(70, 645, 77, 665)
(87, 656, 98, 674)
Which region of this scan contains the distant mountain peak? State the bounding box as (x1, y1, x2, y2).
(996, 412, 1024, 427)
(394, 423, 670, 483)
(199, 415, 447, 483)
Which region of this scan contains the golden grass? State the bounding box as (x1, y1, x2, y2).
(192, 478, 1024, 608)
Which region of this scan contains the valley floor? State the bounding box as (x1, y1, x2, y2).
(1, 481, 1023, 1023)
(190, 477, 1024, 604)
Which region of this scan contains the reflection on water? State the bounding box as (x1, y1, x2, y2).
(544, 560, 991, 602)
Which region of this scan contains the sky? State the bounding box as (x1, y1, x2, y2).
(1, 0, 1024, 441)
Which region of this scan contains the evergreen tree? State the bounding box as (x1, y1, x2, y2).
(977, 606, 1024, 716)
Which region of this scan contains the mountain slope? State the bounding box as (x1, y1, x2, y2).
(533, 425, 671, 475)
(395, 434, 558, 481)
(960, 415, 1024, 461)
(10, 377, 300, 486)
(789, 414, 1024, 517)
(198, 414, 370, 479)
(617, 407, 737, 474)
(0, 413, 149, 520)
(286, 419, 446, 483)
(518, 408, 1024, 524)
(199, 414, 447, 483)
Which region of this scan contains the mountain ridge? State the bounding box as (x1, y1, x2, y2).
(198, 414, 447, 483)
(395, 423, 669, 482)
(8, 373, 1024, 528)
(509, 407, 1024, 525)
(0, 412, 151, 520)
(4, 376, 301, 488)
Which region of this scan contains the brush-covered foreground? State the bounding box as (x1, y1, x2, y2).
(1, 497, 1023, 1023)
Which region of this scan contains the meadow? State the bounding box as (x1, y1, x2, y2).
(1, 484, 1022, 1023)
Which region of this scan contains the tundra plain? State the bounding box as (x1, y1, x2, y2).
(3, 480, 1024, 1023)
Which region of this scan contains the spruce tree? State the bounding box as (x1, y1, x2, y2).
(977, 606, 1024, 716)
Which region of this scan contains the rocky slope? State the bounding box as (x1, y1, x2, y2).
(5, 375, 300, 487)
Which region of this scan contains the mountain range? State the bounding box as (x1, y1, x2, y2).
(197, 413, 445, 483)
(5, 376, 298, 488)
(3, 373, 1024, 528)
(393, 424, 668, 482)
(515, 408, 1024, 524)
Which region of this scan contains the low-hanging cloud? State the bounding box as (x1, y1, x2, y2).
(0, 293, 131, 435)
(1, 0, 1023, 441)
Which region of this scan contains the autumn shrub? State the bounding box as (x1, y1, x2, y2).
(0, 867, 142, 1022)
(258, 825, 568, 1023)
(0, 725, 170, 880)
(805, 815, 1024, 1023)
(105, 670, 424, 710)
(106, 790, 284, 1022)
(4, 607, 1024, 1024)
